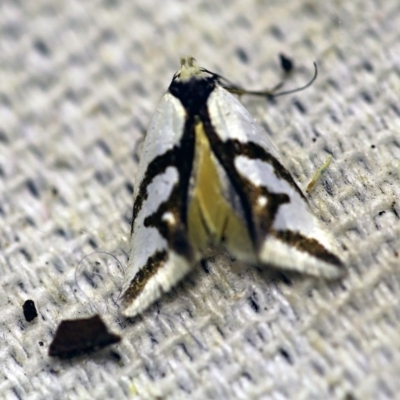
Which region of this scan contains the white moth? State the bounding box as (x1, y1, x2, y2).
(120, 57, 344, 317)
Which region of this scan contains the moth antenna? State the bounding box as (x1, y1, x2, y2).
(220, 62, 318, 98)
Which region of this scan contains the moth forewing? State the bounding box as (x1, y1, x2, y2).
(207, 87, 281, 158)
(120, 93, 193, 317)
(121, 250, 192, 317)
(131, 93, 186, 194)
(120, 57, 344, 318)
(207, 96, 343, 277)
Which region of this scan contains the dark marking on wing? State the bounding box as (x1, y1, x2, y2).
(273, 230, 344, 268)
(199, 114, 299, 249)
(121, 250, 168, 306)
(131, 117, 196, 235)
(254, 189, 290, 234)
(131, 147, 176, 233)
(232, 140, 306, 200)
(137, 117, 196, 260)
(144, 183, 193, 259)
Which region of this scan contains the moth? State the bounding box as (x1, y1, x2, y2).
(120, 57, 344, 317)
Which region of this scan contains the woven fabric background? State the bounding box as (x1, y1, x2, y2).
(1, 1, 399, 399)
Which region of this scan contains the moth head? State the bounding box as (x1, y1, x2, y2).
(174, 56, 206, 82)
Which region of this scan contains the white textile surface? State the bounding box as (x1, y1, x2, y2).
(1, 1, 399, 399)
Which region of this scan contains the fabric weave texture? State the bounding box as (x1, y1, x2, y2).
(0, 1, 399, 399)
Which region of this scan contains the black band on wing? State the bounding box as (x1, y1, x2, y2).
(273, 230, 344, 268)
(121, 250, 168, 306)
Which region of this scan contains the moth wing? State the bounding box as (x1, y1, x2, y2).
(208, 86, 344, 278)
(132, 93, 186, 193)
(207, 86, 281, 154)
(120, 94, 194, 317)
